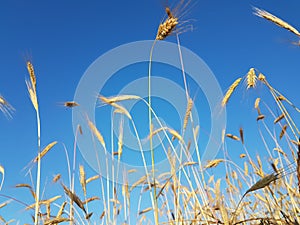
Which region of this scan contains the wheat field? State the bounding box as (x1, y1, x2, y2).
(0, 1, 299, 225)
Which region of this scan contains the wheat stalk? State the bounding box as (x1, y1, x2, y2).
(25, 61, 41, 225)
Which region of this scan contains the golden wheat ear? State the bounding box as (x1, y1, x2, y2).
(253, 7, 300, 36)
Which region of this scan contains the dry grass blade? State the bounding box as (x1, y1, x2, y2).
(274, 113, 285, 124)
(222, 78, 242, 107)
(33, 141, 57, 163)
(64, 101, 79, 108)
(205, 159, 224, 169)
(279, 124, 288, 139)
(253, 7, 300, 36)
(87, 118, 106, 149)
(246, 68, 257, 89)
(79, 165, 86, 196)
(226, 133, 240, 141)
(61, 183, 86, 214)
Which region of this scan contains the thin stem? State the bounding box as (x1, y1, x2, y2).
(148, 40, 159, 225)
(34, 107, 41, 225)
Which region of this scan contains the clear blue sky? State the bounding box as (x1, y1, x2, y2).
(0, 0, 300, 223)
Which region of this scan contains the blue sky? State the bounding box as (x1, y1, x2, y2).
(0, 0, 300, 223)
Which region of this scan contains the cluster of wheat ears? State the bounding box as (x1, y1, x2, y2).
(0, 2, 299, 225)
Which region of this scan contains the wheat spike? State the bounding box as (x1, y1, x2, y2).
(276, 95, 286, 101)
(258, 73, 266, 82)
(64, 101, 79, 108)
(156, 7, 179, 40)
(246, 173, 278, 194)
(100, 95, 134, 120)
(254, 98, 261, 109)
(99, 95, 140, 104)
(33, 141, 57, 163)
(79, 165, 87, 196)
(205, 159, 223, 169)
(246, 68, 257, 89)
(279, 124, 288, 139)
(82, 196, 100, 205)
(183, 97, 193, 130)
(226, 133, 240, 141)
(139, 207, 153, 215)
(61, 183, 86, 214)
(239, 127, 244, 144)
(26, 61, 39, 112)
(150, 126, 183, 143)
(240, 154, 246, 158)
(56, 201, 67, 217)
(26, 61, 36, 91)
(222, 78, 242, 107)
(87, 119, 106, 149)
(44, 218, 70, 225)
(86, 175, 100, 184)
(253, 7, 300, 36)
(257, 114, 265, 121)
(52, 174, 61, 183)
(274, 113, 285, 124)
